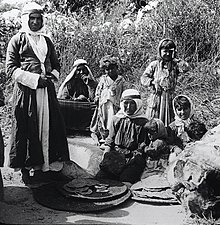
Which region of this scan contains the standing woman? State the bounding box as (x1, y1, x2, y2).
(140, 39, 179, 127)
(6, 2, 69, 183)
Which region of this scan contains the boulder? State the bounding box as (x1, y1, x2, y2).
(167, 124, 220, 219)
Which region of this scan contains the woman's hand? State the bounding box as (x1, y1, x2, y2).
(46, 72, 56, 80)
(37, 75, 49, 88)
(81, 74, 89, 84)
(75, 95, 88, 102)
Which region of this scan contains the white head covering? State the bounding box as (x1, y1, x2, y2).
(173, 94, 194, 141)
(20, 2, 46, 36)
(20, 2, 48, 75)
(116, 89, 147, 119)
(57, 59, 95, 98)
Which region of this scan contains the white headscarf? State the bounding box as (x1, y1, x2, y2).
(116, 89, 147, 119)
(57, 59, 95, 98)
(173, 94, 194, 141)
(20, 2, 48, 75)
(20, 2, 46, 35)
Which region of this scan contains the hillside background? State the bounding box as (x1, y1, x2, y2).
(0, 0, 220, 142)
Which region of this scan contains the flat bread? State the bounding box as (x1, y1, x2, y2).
(65, 178, 100, 188)
(131, 175, 170, 190)
(132, 188, 175, 200)
(63, 185, 89, 193)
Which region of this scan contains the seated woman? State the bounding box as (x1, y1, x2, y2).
(167, 94, 207, 162)
(57, 59, 97, 102)
(57, 59, 97, 131)
(96, 89, 150, 186)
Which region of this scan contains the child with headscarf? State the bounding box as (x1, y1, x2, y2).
(140, 38, 189, 127)
(6, 2, 69, 184)
(90, 55, 126, 145)
(57, 59, 97, 102)
(167, 95, 207, 162)
(96, 89, 150, 185)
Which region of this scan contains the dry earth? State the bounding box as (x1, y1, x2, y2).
(0, 133, 189, 225)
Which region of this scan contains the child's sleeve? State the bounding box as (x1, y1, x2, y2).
(94, 76, 104, 101)
(140, 61, 156, 87)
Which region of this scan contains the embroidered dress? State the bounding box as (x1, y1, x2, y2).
(141, 39, 179, 127)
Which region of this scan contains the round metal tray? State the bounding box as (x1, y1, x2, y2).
(57, 179, 128, 201)
(32, 181, 131, 212)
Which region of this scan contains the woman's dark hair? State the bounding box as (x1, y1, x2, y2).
(174, 96, 190, 110)
(160, 39, 176, 50)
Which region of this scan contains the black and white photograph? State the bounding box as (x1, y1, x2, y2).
(0, 0, 220, 224)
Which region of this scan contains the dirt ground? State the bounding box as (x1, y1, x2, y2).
(0, 133, 189, 225)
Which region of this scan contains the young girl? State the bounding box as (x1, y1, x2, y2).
(141, 38, 188, 127)
(96, 89, 150, 185)
(90, 55, 125, 144)
(167, 94, 207, 162)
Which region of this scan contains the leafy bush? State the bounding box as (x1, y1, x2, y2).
(45, 0, 220, 129)
(1, 0, 220, 129)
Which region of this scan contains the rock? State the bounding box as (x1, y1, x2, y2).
(167, 124, 220, 219)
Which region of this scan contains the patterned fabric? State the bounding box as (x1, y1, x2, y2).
(140, 39, 179, 127)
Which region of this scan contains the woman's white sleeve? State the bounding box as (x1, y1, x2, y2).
(13, 68, 40, 90)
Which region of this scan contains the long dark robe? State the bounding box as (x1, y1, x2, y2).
(6, 32, 69, 169)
